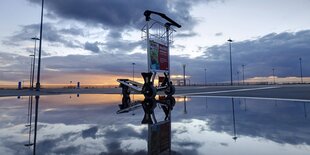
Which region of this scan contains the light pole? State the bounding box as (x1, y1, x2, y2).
(237, 71, 240, 85)
(29, 55, 35, 89)
(242, 64, 245, 85)
(183, 64, 186, 86)
(299, 58, 303, 84)
(228, 39, 233, 86)
(272, 68, 275, 84)
(132, 63, 135, 81)
(204, 68, 207, 85)
(36, 0, 44, 91)
(31, 37, 39, 89)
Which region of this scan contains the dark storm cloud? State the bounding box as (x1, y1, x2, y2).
(200, 30, 310, 83)
(27, 0, 204, 31)
(21, 0, 223, 55)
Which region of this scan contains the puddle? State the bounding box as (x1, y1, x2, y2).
(0, 94, 309, 155)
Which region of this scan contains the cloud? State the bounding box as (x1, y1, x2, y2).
(3, 23, 83, 49)
(215, 32, 223, 36)
(84, 42, 100, 53)
(23, 0, 209, 55)
(200, 30, 310, 83)
(59, 27, 85, 36)
(82, 126, 98, 139)
(175, 31, 198, 38)
(3, 0, 224, 58)
(1, 30, 310, 84)
(3, 22, 142, 55)
(27, 0, 205, 31)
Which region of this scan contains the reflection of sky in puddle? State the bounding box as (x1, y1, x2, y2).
(0, 95, 310, 155)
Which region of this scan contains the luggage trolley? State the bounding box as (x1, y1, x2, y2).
(117, 10, 181, 98)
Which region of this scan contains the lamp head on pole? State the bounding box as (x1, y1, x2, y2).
(31, 37, 40, 41)
(227, 38, 233, 43)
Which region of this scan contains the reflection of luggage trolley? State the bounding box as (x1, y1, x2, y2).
(117, 10, 181, 98)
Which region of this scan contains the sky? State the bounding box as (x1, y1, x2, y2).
(1, 0, 310, 85)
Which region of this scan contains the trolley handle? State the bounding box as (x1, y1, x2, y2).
(144, 10, 181, 28)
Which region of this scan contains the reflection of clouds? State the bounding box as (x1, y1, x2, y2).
(1, 95, 310, 154)
(171, 97, 310, 146)
(171, 119, 310, 155)
(82, 126, 98, 139)
(0, 122, 149, 155)
(0, 97, 29, 128)
(220, 142, 229, 146)
(43, 108, 58, 112)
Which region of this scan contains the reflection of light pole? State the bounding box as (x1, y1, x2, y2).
(183, 64, 186, 86)
(232, 98, 237, 141)
(31, 37, 39, 89)
(183, 96, 187, 114)
(204, 68, 207, 85)
(272, 68, 275, 84)
(132, 63, 135, 81)
(299, 58, 303, 84)
(242, 64, 245, 85)
(228, 39, 233, 86)
(24, 96, 34, 147)
(33, 96, 40, 155)
(36, 0, 44, 91)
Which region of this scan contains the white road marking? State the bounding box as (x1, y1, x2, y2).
(178, 86, 279, 96)
(184, 95, 310, 103)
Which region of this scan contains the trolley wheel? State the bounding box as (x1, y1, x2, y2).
(142, 84, 157, 99)
(164, 85, 175, 96)
(141, 98, 156, 124)
(122, 86, 131, 96)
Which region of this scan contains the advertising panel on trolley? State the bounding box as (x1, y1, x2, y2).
(149, 40, 169, 72)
